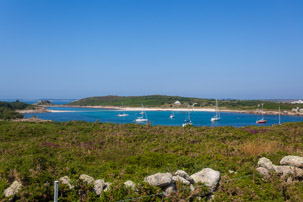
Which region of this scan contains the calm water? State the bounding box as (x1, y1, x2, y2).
(24, 107, 303, 127)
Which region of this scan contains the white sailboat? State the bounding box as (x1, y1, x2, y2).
(278, 107, 281, 125)
(182, 110, 192, 127)
(135, 104, 148, 122)
(211, 99, 221, 122)
(169, 103, 175, 119)
(182, 103, 197, 127)
(116, 102, 129, 117)
(170, 110, 175, 119)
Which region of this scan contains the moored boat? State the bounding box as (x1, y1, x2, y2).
(117, 102, 129, 117)
(210, 99, 221, 122)
(135, 104, 148, 123)
(256, 103, 267, 124)
(182, 103, 197, 127)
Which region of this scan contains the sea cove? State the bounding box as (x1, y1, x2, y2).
(24, 107, 303, 127)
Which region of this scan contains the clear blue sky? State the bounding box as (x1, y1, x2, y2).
(0, 0, 302, 99)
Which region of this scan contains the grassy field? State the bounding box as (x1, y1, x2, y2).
(68, 95, 302, 111)
(1, 121, 303, 201)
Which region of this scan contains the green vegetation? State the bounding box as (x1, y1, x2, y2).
(68, 95, 302, 110)
(0, 101, 34, 120)
(1, 121, 303, 201)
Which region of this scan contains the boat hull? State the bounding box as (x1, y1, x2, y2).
(211, 117, 221, 122)
(182, 123, 192, 127)
(117, 114, 129, 117)
(256, 119, 267, 124)
(136, 118, 148, 122)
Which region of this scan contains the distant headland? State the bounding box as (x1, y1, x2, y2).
(63, 95, 303, 116)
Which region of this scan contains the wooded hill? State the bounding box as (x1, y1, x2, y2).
(0, 101, 34, 120)
(67, 95, 302, 110)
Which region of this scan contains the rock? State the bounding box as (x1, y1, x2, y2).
(163, 183, 176, 196)
(79, 174, 94, 184)
(124, 180, 136, 190)
(190, 168, 221, 192)
(273, 165, 303, 177)
(258, 157, 275, 171)
(207, 194, 215, 200)
(274, 165, 293, 176)
(144, 173, 173, 188)
(228, 170, 237, 174)
(256, 167, 270, 179)
(4, 181, 22, 198)
(174, 170, 194, 184)
(287, 177, 293, 184)
(104, 182, 111, 192)
(280, 156, 303, 168)
(94, 179, 105, 195)
(59, 176, 74, 189)
(172, 176, 191, 185)
(34, 100, 52, 105)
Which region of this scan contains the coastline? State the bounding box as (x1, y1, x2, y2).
(16, 107, 51, 114)
(34, 104, 303, 116)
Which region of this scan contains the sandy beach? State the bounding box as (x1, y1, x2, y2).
(39, 104, 303, 116)
(48, 105, 216, 112)
(16, 107, 51, 114)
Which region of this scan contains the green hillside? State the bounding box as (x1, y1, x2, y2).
(67, 95, 301, 110)
(1, 121, 303, 201)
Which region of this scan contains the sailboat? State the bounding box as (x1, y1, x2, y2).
(256, 103, 267, 124)
(116, 102, 129, 117)
(182, 103, 197, 127)
(135, 104, 148, 122)
(211, 99, 221, 122)
(278, 107, 281, 125)
(182, 110, 192, 127)
(170, 104, 175, 119)
(170, 111, 175, 119)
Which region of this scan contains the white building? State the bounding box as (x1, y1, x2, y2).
(291, 100, 303, 104)
(174, 101, 181, 105)
(292, 107, 299, 113)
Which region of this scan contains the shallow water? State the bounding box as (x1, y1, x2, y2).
(24, 107, 303, 127)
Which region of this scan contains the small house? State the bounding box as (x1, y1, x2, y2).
(174, 101, 181, 105)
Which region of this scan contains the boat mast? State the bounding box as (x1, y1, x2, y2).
(279, 107, 281, 124)
(261, 103, 264, 119)
(216, 99, 220, 118)
(188, 104, 191, 121)
(173, 103, 175, 116)
(191, 103, 197, 121)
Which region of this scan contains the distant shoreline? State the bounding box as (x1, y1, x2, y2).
(20, 104, 302, 116)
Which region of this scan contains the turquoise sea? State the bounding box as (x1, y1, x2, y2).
(24, 107, 303, 127)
